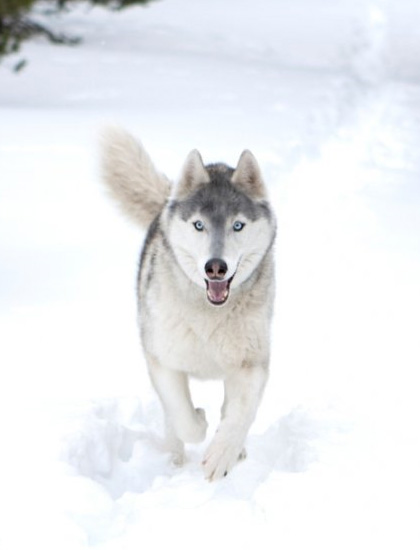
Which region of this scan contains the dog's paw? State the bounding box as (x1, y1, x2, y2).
(171, 449, 185, 467)
(202, 434, 246, 481)
(176, 407, 208, 444)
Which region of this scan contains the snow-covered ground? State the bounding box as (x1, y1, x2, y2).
(1, 0, 420, 547)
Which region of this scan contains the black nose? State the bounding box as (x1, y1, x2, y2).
(205, 258, 228, 280)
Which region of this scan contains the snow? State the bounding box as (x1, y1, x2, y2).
(1, 0, 420, 547)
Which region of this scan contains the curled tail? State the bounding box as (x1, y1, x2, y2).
(100, 127, 172, 228)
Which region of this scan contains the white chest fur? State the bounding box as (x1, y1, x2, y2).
(140, 260, 272, 378)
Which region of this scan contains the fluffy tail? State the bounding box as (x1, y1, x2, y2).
(100, 127, 172, 228)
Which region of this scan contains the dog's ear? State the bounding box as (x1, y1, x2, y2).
(232, 150, 267, 199)
(174, 149, 210, 199)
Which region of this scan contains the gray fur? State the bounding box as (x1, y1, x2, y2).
(172, 167, 271, 222)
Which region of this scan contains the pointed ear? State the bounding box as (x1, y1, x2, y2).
(231, 150, 267, 199)
(174, 149, 210, 199)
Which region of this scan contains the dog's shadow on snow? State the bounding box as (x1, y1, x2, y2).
(63, 400, 344, 500)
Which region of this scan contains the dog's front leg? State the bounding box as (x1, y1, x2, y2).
(203, 363, 268, 481)
(147, 357, 208, 454)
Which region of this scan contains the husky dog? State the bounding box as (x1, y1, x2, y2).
(101, 129, 276, 480)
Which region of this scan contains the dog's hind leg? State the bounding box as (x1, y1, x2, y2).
(147, 356, 208, 448)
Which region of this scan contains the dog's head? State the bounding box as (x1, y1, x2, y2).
(164, 150, 276, 306)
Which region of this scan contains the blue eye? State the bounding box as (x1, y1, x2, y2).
(233, 221, 245, 232)
(193, 220, 205, 231)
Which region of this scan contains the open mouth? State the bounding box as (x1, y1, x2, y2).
(205, 276, 234, 306)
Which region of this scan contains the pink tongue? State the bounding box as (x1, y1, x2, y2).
(207, 280, 229, 303)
